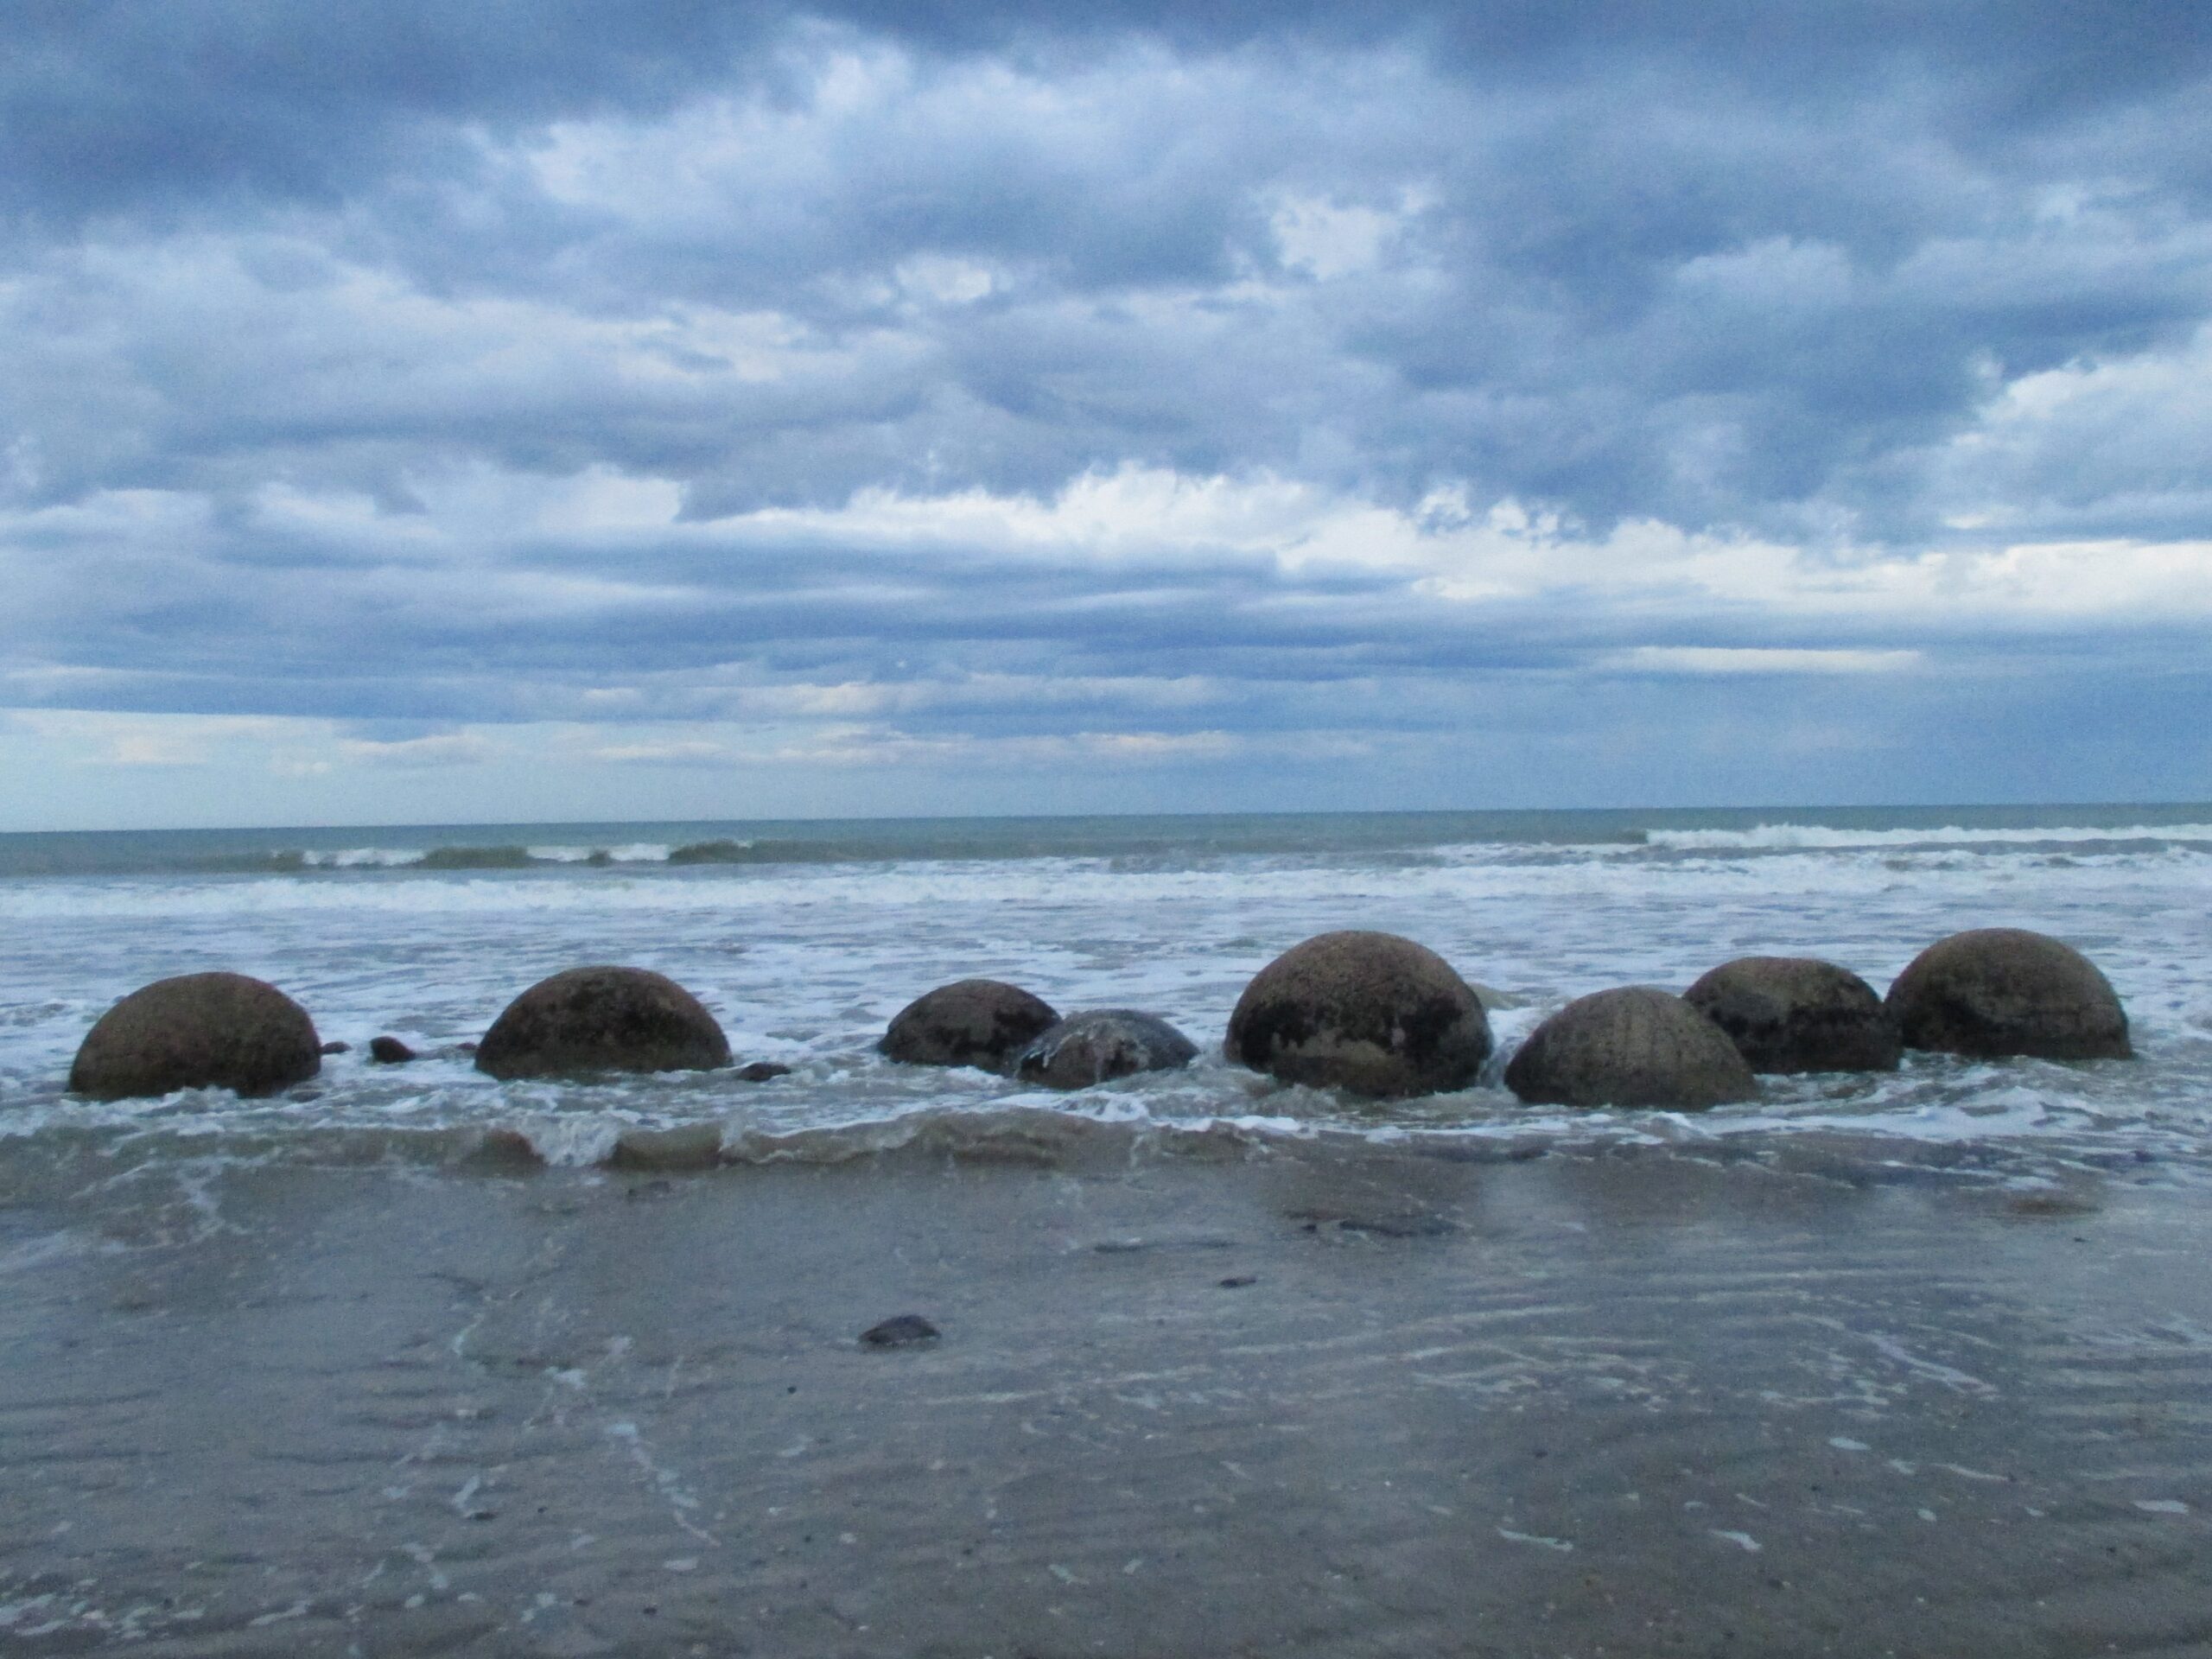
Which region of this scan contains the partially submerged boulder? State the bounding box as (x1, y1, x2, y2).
(606, 1122, 724, 1173)
(474, 966, 730, 1080)
(465, 1127, 548, 1173)
(1683, 957, 1901, 1074)
(1225, 931, 1492, 1099)
(1015, 1009, 1198, 1090)
(1885, 928, 2130, 1060)
(70, 971, 321, 1102)
(1506, 986, 1757, 1109)
(880, 979, 1058, 1071)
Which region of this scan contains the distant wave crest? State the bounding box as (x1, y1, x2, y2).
(1640, 822, 2212, 853)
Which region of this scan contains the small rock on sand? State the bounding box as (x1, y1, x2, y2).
(860, 1314, 941, 1348)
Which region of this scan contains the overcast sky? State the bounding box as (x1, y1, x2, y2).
(3, 2, 2210, 829)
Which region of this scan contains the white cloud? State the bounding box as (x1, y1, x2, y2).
(1607, 646, 1925, 675)
(1269, 188, 1429, 279)
(338, 734, 499, 767)
(696, 464, 2212, 626)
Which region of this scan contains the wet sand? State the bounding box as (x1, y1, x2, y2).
(5, 1135, 2212, 1656)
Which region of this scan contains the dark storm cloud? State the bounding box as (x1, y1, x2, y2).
(2, 0, 2210, 809)
(7, 4, 2208, 526)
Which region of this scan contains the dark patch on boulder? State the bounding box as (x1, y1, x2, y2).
(1014, 1009, 1198, 1090)
(880, 979, 1058, 1071)
(1225, 931, 1491, 1098)
(367, 1034, 418, 1065)
(860, 1314, 940, 1348)
(1506, 985, 1758, 1109)
(474, 966, 731, 1080)
(1683, 957, 1901, 1074)
(69, 972, 321, 1102)
(1885, 928, 2131, 1060)
(736, 1060, 791, 1082)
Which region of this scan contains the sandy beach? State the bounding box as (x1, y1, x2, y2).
(6, 1126, 2209, 1656)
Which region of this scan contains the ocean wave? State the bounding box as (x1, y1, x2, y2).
(1, 1093, 2196, 1202)
(2, 842, 2205, 925)
(1640, 822, 2212, 853)
(303, 842, 677, 870)
(294, 836, 899, 870)
(530, 842, 675, 864)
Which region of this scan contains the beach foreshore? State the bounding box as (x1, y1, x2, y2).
(4, 1135, 2210, 1656)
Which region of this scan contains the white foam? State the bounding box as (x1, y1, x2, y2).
(302, 846, 425, 868)
(1643, 822, 2212, 852)
(526, 843, 673, 863)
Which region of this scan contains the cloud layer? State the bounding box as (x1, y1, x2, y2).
(3, 3, 2209, 825)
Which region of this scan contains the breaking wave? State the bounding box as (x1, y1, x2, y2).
(1641, 822, 2212, 853)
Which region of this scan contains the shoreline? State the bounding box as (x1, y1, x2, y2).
(6, 1139, 2210, 1654)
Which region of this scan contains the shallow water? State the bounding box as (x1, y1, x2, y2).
(5, 1146, 2211, 1655)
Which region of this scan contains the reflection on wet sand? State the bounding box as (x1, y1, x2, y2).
(3, 1137, 2209, 1654)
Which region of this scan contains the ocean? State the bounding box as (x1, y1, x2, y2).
(6, 805, 2212, 1653)
(3, 804, 2209, 1175)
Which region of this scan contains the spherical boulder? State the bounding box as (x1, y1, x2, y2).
(1885, 928, 2130, 1060)
(1505, 986, 1757, 1109)
(1226, 931, 1492, 1099)
(880, 979, 1058, 1071)
(1015, 1009, 1198, 1090)
(474, 966, 730, 1080)
(1683, 957, 1901, 1074)
(69, 971, 321, 1102)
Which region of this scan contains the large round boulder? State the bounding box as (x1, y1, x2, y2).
(474, 966, 730, 1080)
(69, 972, 321, 1101)
(1015, 1010, 1198, 1090)
(1505, 986, 1757, 1109)
(880, 979, 1058, 1071)
(1226, 931, 1491, 1099)
(1885, 928, 2130, 1060)
(1683, 957, 1901, 1074)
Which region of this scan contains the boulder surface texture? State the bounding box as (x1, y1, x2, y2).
(1506, 985, 1758, 1109)
(70, 971, 321, 1101)
(1226, 931, 1492, 1099)
(475, 966, 730, 1080)
(880, 979, 1058, 1071)
(1683, 957, 1901, 1074)
(1885, 928, 2131, 1059)
(1016, 1009, 1198, 1090)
